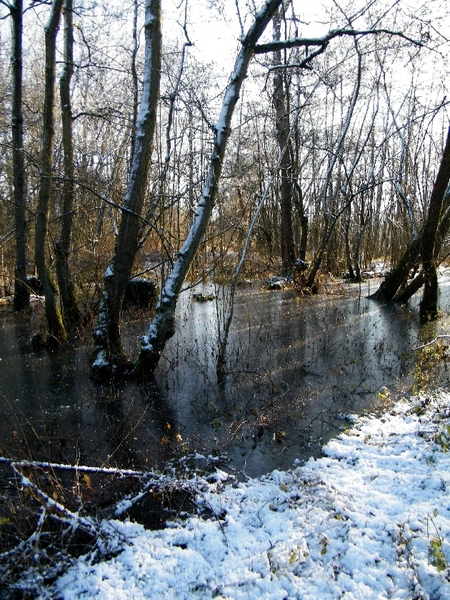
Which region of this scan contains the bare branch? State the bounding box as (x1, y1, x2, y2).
(254, 27, 422, 55)
(0, 1, 13, 11)
(413, 336, 450, 351)
(269, 44, 328, 70)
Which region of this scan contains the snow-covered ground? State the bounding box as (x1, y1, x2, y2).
(53, 392, 450, 599)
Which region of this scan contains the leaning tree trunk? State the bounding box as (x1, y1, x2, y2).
(392, 270, 424, 303)
(419, 126, 450, 321)
(394, 193, 450, 303)
(369, 233, 421, 301)
(91, 0, 161, 378)
(11, 0, 29, 311)
(35, 0, 66, 345)
(56, 0, 81, 328)
(370, 127, 450, 306)
(136, 0, 284, 377)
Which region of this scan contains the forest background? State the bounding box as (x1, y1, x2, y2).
(0, 0, 449, 380)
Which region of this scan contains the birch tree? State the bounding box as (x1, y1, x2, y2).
(136, 0, 285, 377)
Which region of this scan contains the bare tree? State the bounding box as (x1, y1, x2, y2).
(2, 0, 30, 310)
(55, 0, 81, 327)
(272, 4, 295, 273)
(370, 127, 450, 317)
(216, 98, 303, 383)
(136, 0, 285, 377)
(134, 2, 428, 377)
(394, 192, 450, 304)
(418, 127, 450, 320)
(34, 0, 66, 345)
(305, 38, 363, 288)
(91, 0, 162, 378)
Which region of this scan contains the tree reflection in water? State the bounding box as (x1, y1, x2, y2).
(0, 276, 449, 478)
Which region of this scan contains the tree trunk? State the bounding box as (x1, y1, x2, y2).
(56, 0, 81, 328)
(293, 181, 308, 262)
(11, 0, 29, 311)
(353, 223, 366, 281)
(216, 110, 301, 383)
(137, 0, 284, 377)
(419, 126, 450, 321)
(344, 206, 356, 280)
(394, 196, 450, 303)
(130, 0, 139, 166)
(393, 271, 424, 303)
(369, 233, 421, 302)
(420, 272, 439, 320)
(272, 7, 295, 273)
(91, 0, 161, 378)
(35, 0, 66, 345)
(370, 128, 450, 306)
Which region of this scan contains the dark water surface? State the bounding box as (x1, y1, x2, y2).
(1, 276, 449, 478)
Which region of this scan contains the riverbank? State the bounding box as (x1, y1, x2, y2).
(46, 390, 450, 599)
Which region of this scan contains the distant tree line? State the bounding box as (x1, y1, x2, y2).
(0, 0, 448, 378)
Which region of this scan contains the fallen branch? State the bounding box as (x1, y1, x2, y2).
(413, 335, 450, 350)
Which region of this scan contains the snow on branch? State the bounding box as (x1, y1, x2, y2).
(413, 335, 450, 350)
(254, 27, 423, 56)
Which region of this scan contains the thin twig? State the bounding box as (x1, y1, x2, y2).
(413, 335, 450, 351)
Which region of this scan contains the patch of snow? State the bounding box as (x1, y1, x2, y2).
(91, 349, 109, 368)
(53, 392, 450, 599)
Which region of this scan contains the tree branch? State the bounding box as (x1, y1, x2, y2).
(413, 335, 450, 351)
(269, 44, 328, 70)
(254, 27, 422, 55)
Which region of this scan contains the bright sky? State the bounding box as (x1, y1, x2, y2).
(162, 0, 331, 64)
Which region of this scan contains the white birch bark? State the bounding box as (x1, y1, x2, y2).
(137, 0, 284, 375)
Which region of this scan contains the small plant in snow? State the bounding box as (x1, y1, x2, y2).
(427, 512, 449, 573)
(429, 537, 448, 572)
(433, 424, 450, 452)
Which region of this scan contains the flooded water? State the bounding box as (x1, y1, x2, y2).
(1, 275, 449, 478)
